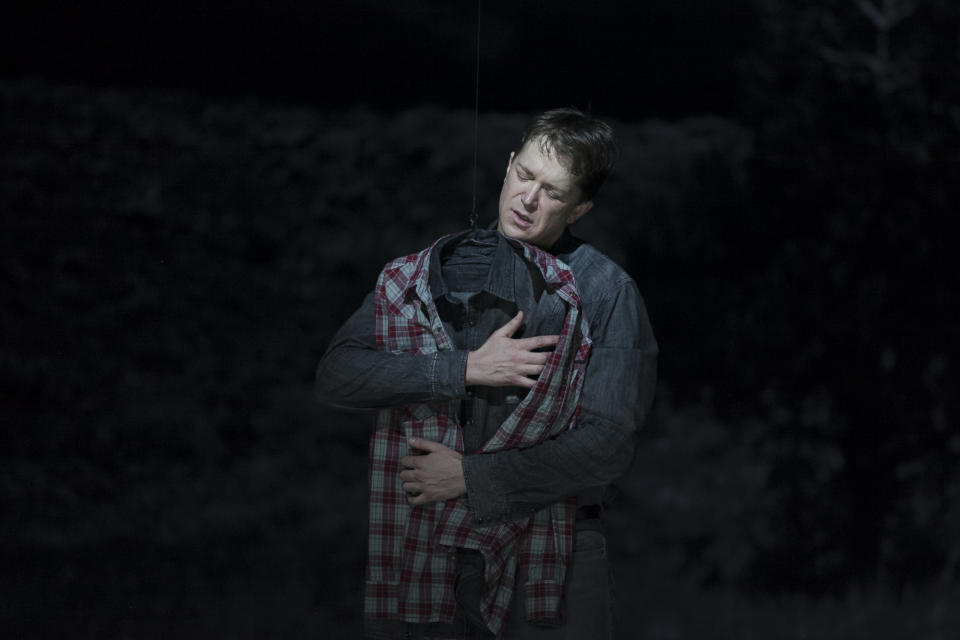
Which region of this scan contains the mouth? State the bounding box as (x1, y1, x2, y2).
(511, 209, 533, 228)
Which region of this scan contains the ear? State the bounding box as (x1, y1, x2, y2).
(504, 152, 515, 180)
(567, 200, 593, 225)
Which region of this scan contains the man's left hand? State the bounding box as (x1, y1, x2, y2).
(399, 438, 466, 506)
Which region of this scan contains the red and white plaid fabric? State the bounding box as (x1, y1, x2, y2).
(365, 234, 592, 637)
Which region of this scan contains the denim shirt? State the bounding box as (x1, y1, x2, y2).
(316, 224, 658, 525)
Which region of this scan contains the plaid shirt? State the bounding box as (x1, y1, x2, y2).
(365, 234, 592, 637)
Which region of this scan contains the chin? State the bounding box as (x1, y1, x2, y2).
(503, 226, 532, 243)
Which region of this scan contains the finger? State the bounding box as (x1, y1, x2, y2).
(513, 375, 537, 389)
(408, 437, 444, 453)
(399, 455, 419, 469)
(523, 351, 551, 366)
(407, 485, 433, 506)
(402, 481, 420, 493)
(493, 311, 524, 338)
(408, 492, 429, 506)
(399, 469, 416, 482)
(518, 363, 546, 377)
(516, 334, 560, 351)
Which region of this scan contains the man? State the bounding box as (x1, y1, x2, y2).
(316, 108, 657, 639)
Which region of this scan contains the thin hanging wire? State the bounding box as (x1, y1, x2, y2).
(469, 0, 482, 229)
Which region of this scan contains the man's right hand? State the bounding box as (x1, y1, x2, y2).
(465, 311, 559, 389)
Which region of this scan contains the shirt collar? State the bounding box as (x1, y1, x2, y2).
(483, 217, 580, 257)
(426, 227, 518, 303)
(547, 225, 583, 263)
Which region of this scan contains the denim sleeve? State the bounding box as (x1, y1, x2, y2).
(462, 280, 658, 524)
(315, 291, 470, 409)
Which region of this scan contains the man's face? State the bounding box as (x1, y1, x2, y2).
(497, 137, 593, 250)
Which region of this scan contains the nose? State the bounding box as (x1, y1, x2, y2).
(521, 184, 540, 211)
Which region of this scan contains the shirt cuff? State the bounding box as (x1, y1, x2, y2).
(433, 350, 470, 399)
(462, 453, 511, 525)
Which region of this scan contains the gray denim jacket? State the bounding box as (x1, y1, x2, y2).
(316, 226, 658, 525)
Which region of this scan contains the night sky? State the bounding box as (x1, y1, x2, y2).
(3, 1, 758, 117)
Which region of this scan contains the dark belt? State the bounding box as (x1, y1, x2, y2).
(454, 505, 601, 545)
(575, 504, 602, 521)
(456, 505, 604, 561)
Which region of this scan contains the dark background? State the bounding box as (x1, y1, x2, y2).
(2, 1, 958, 638)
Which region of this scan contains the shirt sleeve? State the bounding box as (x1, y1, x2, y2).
(461, 279, 658, 524)
(315, 291, 471, 409)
